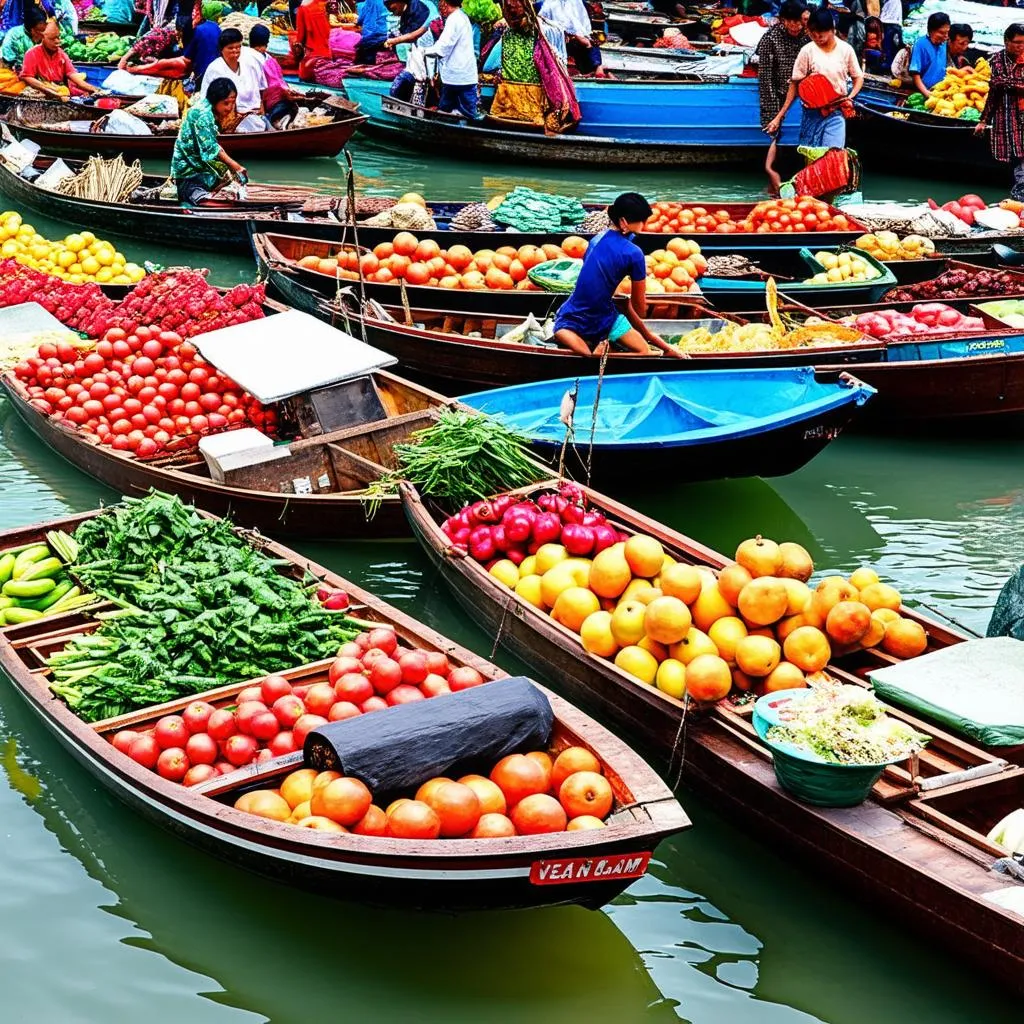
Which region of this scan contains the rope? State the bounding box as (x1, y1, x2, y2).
(584, 345, 610, 485)
(342, 149, 369, 341)
(668, 695, 691, 791)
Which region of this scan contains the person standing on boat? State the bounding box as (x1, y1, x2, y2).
(879, 0, 902, 70)
(976, 24, 1024, 202)
(553, 193, 687, 361)
(198, 28, 268, 119)
(0, 6, 45, 70)
(183, 13, 221, 84)
(171, 76, 247, 204)
(353, 0, 389, 63)
(383, 0, 434, 61)
(293, 0, 333, 82)
(947, 23, 972, 70)
(756, 0, 809, 194)
(539, 0, 605, 78)
(765, 8, 863, 148)
(908, 11, 948, 98)
(19, 19, 98, 96)
(423, 0, 481, 119)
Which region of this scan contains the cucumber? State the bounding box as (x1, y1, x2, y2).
(3, 607, 43, 624)
(0, 553, 15, 585)
(3, 578, 56, 599)
(18, 558, 63, 582)
(47, 586, 84, 613)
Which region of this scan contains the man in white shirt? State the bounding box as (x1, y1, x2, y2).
(198, 28, 268, 117)
(423, 0, 481, 118)
(539, 0, 604, 77)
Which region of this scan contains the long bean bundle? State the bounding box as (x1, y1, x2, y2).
(363, 410, 543, 514)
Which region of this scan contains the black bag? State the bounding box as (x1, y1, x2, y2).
(303, 677, 554, 794)
(988, 566, 1024, 641)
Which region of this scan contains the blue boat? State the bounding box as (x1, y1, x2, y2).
(459, 366, 875, 483)
(341, 76, 800, 166)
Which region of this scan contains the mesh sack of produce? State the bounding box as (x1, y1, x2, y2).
(988, 567, 1024, 642)
(450, 202, 499, 231)
(362, 202, 436, 229)
(303, 676, 553, 792)
(579, 209, 610, 233)
(527, 257, 582, 292)
(337, 195, 397, 220)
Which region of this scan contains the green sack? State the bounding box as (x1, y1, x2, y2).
(527, 258, 583, 293)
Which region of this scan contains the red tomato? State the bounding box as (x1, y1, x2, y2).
(199, 392, 220, 412)
(141, 340, 163, 359)
(335, 672, 374, 705)
(448, 666, 486, 691)
(366, 627, 398, 655)
(206, 708, 236, 740)
(420, 674, 451, 698)
(293, 713, 328, 747)
(272, 693, 305, 729)
(237, 685, 262, 704)
(64, 406, 88, 424)
(260, 674, 292, 703)
(368, 658, 402, 695)
(128, 735, 160, 769)
(249, 710, 280, 741)
(180, 382, 201, 402)
(386, 684, 426, 706)
(132, 356, 156, 377)
(328, 701, 361, 722)
(182, 700, 215, 734)
(190, 415, 209, 433)
(398, 651, 428, 685)
(185, 733, 218, 765)
(183, 764, 217, 787)
(154, 715, 188, 750)
(111, 729, 139, 754)
(157, 748, 190, 781)
(136, 438, 158, 458)
(222, 734, 257, 767)
(328, 656, 362, 684)
(360, 696, 388, 713)
(303, 682, 337, 717)
(235, 701, 268, 735)
(267, 730, 297, 756)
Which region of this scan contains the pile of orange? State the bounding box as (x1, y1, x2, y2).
(492, 530, 929, 704)
(297, 231, 704, 295)
(233, 744, 616, 839)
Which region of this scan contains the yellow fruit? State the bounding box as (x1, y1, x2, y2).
(848, 567, 879, 590)
(782, 626, 831, 673)
(514, 574, 544, 609)
(488, 559, 519, 588)
(735, 535, 783, 578)
(624, 534, 665, 578)
(861, 613, 886, 649)
(659, 563, 703, 604)
(95, 247, 114, 267)
(56, 250, 75, 268)
(859, 582, 902, 612)
(64, 233, 85, 253)
(781, 578, 812, 616)
(535, 543, 568, 574)
(95, 267, 114, 283)
(519, 555, 536, 577)
(643, 595, 692, 645)
(613, 645, 659, 685)
(778, 541, 814, 581)
(707, 616, 748, 665)
(691, 580, 734, 632)
(589, 543, 632, 599)
(637, 635, 668, 661)
(825, 601, 872, 644)
(621, 578, 661, 605)
(125, 263, 145, 282)
(684, 654, 733, 702)
(762, 662, 807, 692)
(669, 627, 718, 664)
(811, 576, 859, 621)
(610, 600, 648, 647)
(540, 559, 591, 608)
(737, 577, 789, 626)
(882, 618, 928, 659)
(733, 635, 781, 677)
(717, 562, 753, 606)
(580, 610, 618, 657)
(552, 587, 600, 633)
(655, 658, 687, 699)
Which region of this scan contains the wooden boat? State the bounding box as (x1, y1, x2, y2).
(402, 477, 1024, 991)
(1, 359, 450, 540)
(253, 230, 587, 317)
(292, 296, 888, 392)
(849, 98, 1003, 182)
(3, 95, 367, 160)
(341, 76, 804, 164)
(458, 367, 875, 483)
(0, 507, 687, 910)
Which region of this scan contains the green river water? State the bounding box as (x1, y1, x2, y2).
(0, 139, 1021, 1023)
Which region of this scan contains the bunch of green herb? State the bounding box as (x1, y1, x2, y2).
(363, 410, 543, 515)
(48, 492, 361, 722)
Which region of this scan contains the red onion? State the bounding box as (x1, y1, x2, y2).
(562, 524, 595, 557)
(469, 526, 496, 562)
(532, 512, 562, 545)
(490, 525, 508, 552)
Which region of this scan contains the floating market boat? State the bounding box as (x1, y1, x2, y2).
(458, 368, 875, 483)
(402, 476, 1024, 993)
(2, 96, 366, 160)
(849, 99, 1002, 182)
(341, 77, 802, 165)
(0, 309, 452, 539)
(0, 505, 687, 910)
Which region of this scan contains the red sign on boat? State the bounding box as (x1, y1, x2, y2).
(530, 851, 652, 885)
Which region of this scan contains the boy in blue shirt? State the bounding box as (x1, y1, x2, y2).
(554, 193, 687, 360)
(909, 12, 950, 98)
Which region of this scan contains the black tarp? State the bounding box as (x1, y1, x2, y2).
(988, 567, 1024, 641)
(302, 677, 554, 794)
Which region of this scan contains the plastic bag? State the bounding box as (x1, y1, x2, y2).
(125, 93, 179, 116)
(101, 109, 152, 135)
(34, 157, 74, 191)
(234, 113, 267, 133)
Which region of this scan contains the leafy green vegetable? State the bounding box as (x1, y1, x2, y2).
(48, 492, 360, 722)
(766, 681, 929, 765)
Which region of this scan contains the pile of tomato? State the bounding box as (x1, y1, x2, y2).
(644, 198, 855, 235)
(12, 325, 272, 457)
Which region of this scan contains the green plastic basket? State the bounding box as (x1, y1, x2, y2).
(752, 691, 900, 808)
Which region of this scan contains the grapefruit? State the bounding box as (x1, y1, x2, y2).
(707, 616, 748, 664)
(659, 563, 703, 604)
(589, 543, 632, 598)
(613, 645, 659, 684)
(717, 563, 753, 606)
(882, 618, 927, 658)
(783, 626, 831, 673)
(552, 586, 600, 632)
(655, 658, 687, 698)
(734, 635, 781, 677)
(624, 534, 664, 577)
(684, 654, 732, 703)
(825, 601, 872, 644)
(737, 577, 789, 626)
(669, 627, 718, 664)
(580, 610, 619, 657)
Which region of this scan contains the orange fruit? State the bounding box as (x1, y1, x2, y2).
(707, 616, 748, 664)
(386, 799, 441, 839)
(684, 654, 732, 703)
(613, 645, 659, 684)
(311, 777, 372, 826)
(643, 595, 692, 644)
(691, 580, 734, 632)
(567, 815, 606, 831)
(783, 626, 831, 673)
(733, 635, 781, 677)
(762, 662, 807, 692)
(238, 790, 291, 821)
(717, 563, 753, 606)
(351, 805, 388, 836)
(415, 776, 454, 804)
(849, 567, 880, 590)
(825, 601, 872, 644)
(423, 781, 481, 837)
(777, 541, 814, 581)
(469, 812, 517, 837)
(611, 600, 648, 647)
(589, 543, 632, 598)
(624, 534, 665, 577)
(669, 627, 718, 664)
(859, 582, 902, 612)
(881, 618, 927, 659)
(510, 793, 568, 834)
(558, 770, 613, 820)
(458, 774, 507, 815)
(525, 751, 553, 790)
(552, 586, 600, 632)
(861, 612, 887, 648)
(735, 535, 783, 577)
(490, 754, 549, 808)
(811, 576, 860, 621)
(280, 768, 318, 810)
(659, 563, 703, 604)
(580, 610, 618, 657)
(737, 577, 789, 626)
(551, 746, 601, 792)
(294, 815, 347, 832)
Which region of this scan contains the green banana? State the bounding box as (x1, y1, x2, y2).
(3, 578, 56, 599)
(3, 607, 43, 624)
(13, 545, 52, 578)
(18, 558, 63, 583)
(24, 580, 74, 612)
(45, 531, 78, 564)
(0, 553, 15, 585)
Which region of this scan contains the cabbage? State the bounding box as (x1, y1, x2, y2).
(767, 681, 929, 765)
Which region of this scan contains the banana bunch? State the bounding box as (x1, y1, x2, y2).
(923, 58, 990, 119)
(855, 231, 936, 262)
(0, 532, 96, 626)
